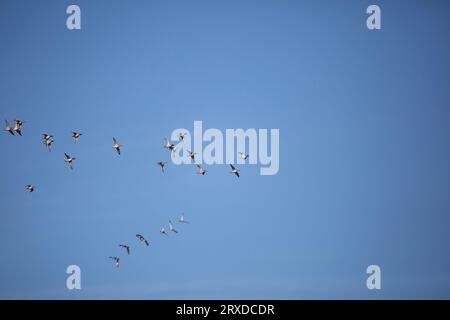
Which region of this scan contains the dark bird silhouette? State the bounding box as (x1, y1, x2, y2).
(163, 138, 176, 152)
(12, 120, 23, 136)
(119, 244, 130, 255)
(113, 137, 121, 155)
(196, 164, 207, 176)
(72, 132, 82, 142)
(157, 161, 167, 172)
(109, 256, 120, 268)
(230, 164, 240, 177)
(136, 234, 150, 246)
(187, 150, 197, 162)
(64, 152, 76, 170)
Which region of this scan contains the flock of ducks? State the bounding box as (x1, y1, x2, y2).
(4, 119, 246, 269)
(109, 211, 190, 268)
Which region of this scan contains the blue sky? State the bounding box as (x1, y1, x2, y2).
(1, 0, 450, 299)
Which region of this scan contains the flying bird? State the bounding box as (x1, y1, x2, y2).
(109, 256, 120, 268)
(230, 164, 240, 177)
(112, 137, 121, 155)
(178, 132, 187, 141)
(136, 234, 150, 246)
(196, 164, 207, 176)
(64, 152, 76, 170)
(187, 150, 196, 162)
(239, 152, 249, 160)
(72, 132, 82, 142)
(15, 119, 24, 126)
(169, 220, 178, 234)
(43, 138, 54, 152)
(4, 120, 14, 135)
(42, 134, 54, 151)
(119, 244, 130, 255)
(163, 138, 176, 152)
(25, 184, 34, 193)
(157, 161, 167, 173)
(12, 120, 23, 136)
(179, 212, 189, 224)
(160, 227, 168, 236)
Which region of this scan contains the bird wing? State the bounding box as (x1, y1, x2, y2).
(64, 153, 70, 159)
(230, 164, 236, 171)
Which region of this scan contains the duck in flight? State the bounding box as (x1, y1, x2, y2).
(238, 152, 249, 160)
(119, 244, 130, 255)
(72, 132, 82, 142)
(44, 137, 54, 152)
(112, 137, 121, 155)
(136, 234, 150, 246)
(42, 134, 54, 151)
(64, 152, 76, 170)
(4, 120, 14, 135)
(169, 220, 178, 234)
(187, 150, 196, 162)
(160, 227, 168, 236)
(179, 212, 189, 224)
(196, 164, 207, 176)
(157, 161, 167, 173)
(163, 138, 176, 152)
(178, 132, 187, 141)
(12, 120, 23, 136)
(109, 256, 120, 268)
(230, 164, 240, 177)
(25, 184, 34, 193)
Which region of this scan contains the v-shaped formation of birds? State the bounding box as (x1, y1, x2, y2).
(4, 119, 247, 269)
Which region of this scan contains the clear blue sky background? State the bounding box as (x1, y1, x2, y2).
(1, 0, 450, 299)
